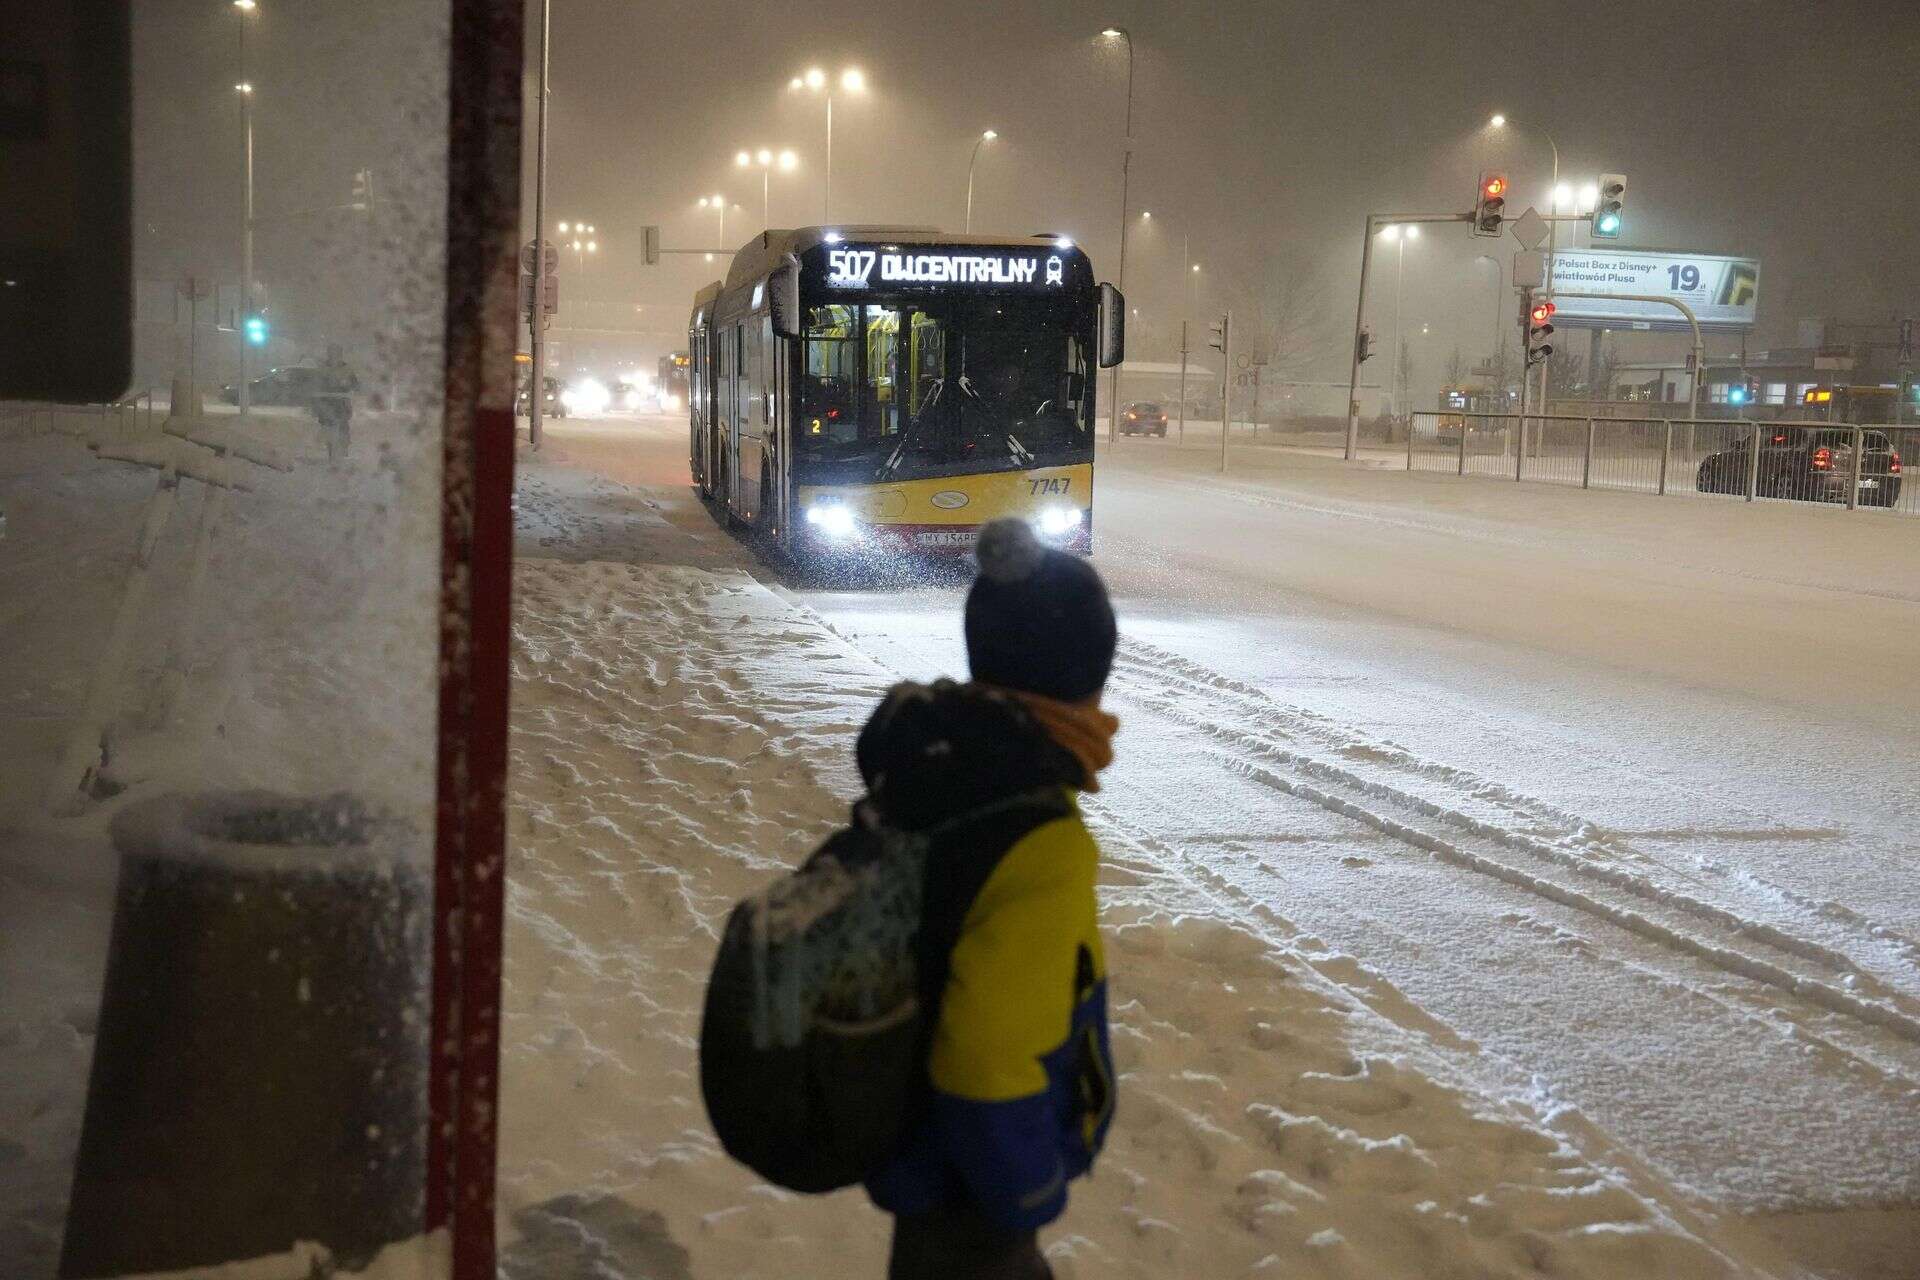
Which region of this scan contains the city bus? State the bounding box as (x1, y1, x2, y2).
(1798, 384, 1913, 425)
(687, 226, 1123, 560)
(1432, 381, 1500, 444)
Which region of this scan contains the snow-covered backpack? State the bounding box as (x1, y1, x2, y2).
(698, 789, 1070, 1193)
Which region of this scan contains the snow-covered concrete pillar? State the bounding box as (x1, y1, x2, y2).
(58, 791, 429, 1276)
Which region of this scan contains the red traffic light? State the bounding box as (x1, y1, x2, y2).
(1483, 175, 1507, 198)
(1529, 301, 1556, 324)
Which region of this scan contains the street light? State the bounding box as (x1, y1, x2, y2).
(1099, 25, 1135, 444)
(698, 195, 737, 250)
(234, 0, 259, 420)
(1378, 225, 1418, 420)
(790, 67, 865, 220)
(964, 129, 998, 233)
(736, 147, 800, 228)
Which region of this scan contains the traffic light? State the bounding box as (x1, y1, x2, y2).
(1526, 300, 1554, 367)
(350, 168, 373, 210)
(643, 224, 661, 266)
(1356, 326, 1374, 363)
(1474, 172, 1507, 238)
(1208, 313, 1229, 353)
(1727, 382, 1748, 406)
(1592, 173, 1626, 238)
(243, 314, 269, 346)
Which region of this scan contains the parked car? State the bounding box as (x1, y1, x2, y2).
(218, 365, 322, 409)
(1696, 428, 1902, 506)
(1118, 400, 1169, 437)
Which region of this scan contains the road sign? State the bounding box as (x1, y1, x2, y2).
(519, 273, 558, 317)
(1546, 249, 1760, 332)
(1509, 206, 1549, 251)
(521, 239, 559, 276)
(1512, 250, 1545, 289)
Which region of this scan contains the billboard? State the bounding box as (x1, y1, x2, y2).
(1547, 249, 1760, 333)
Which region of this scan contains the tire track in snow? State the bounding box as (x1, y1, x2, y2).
(1106, 638, 1920, 1068)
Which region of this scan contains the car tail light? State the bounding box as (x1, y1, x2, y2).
(1811, 446, 1832, 471)
(1892, 451, 1903, 474)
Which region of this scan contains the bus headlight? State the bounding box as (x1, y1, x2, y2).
(805, 502, 858, 539)
(1036, 506, 1084, 537)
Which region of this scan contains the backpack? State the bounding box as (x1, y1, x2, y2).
(698, 789, 1071, 1194)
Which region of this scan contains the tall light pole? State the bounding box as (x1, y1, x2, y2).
(529, 0, 551, 447)
(233, 0, 258, 420)
(1490, 113, 1559, 414)
(1100, 27, 1135, 444)
(1379, 224, 1417, 421)
(790, 67, 865, 222)
(964, 130, 997, 233)
(1473, 253, 1505, 382)
(735, 148, 799, 231)
(698, 195, 735, 251)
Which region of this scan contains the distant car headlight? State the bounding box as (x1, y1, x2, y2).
(622, 387, 644, 410)
(660, 393, 683, 412)
(804, 502, 858, 539)
(563, 377, 610, 414)
(1036, 506, 1083, 537)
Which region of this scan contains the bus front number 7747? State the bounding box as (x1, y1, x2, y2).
(687, 228, 1124, 563)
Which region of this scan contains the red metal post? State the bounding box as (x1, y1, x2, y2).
(430, 0, 522, 1275)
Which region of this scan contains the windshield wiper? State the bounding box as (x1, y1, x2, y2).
(876, 377, 944, 480)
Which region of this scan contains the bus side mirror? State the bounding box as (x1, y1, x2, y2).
(1098, 283, 1125, 369)
(769, 262, 802, 340)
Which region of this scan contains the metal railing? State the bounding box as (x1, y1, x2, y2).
(0, 392, 160, 443)
(1407, 413, 1916, 517)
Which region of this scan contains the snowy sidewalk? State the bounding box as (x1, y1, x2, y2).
(496, 551, 1785, 1279)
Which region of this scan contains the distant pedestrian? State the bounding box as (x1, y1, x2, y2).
(313, 344, 358, 462)
(859, 517, 1121, 1280)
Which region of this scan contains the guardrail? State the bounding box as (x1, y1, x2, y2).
(1407, 412, 1915, 517)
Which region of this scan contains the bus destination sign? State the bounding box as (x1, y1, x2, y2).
(826, 247, 1066, 289)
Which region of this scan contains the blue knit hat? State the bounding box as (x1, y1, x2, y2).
(965, 519, 1116, 701)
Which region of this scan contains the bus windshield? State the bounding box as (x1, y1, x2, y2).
(797, 295, 1093, 483)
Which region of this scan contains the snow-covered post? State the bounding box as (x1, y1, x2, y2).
(60, 791, 428, 1275)
(1658, 420, 1672, 495)
(1745, 422, 1762, 501)
(1582, 414, 1595, 489)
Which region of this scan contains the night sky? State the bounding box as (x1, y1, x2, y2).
(128, 1, 1920, 381)
(525, 0, 1919, 375)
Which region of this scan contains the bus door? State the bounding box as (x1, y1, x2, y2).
(735, 321, 766, 524)
(762, 314, 786, 538)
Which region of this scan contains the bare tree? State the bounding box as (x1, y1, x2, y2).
(1225, 260, 1331, 387)
(1396, 337, 1414, 423)
(1443, 346, 1468, 387)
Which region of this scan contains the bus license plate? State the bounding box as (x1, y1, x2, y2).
(914, 529, 977, 548)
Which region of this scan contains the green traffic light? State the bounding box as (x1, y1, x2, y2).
(1597, 212, 1621, 235)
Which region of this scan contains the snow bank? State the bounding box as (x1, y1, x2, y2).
(497, 554, 1780, 1277)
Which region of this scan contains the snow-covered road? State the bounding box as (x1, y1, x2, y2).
(521, 412, 1920, 1272)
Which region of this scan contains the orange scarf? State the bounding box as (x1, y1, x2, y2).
(987, 686, 1119, 792)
